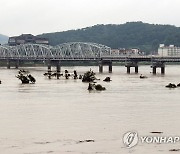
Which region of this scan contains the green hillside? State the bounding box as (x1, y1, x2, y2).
(38, 22, 180, 53)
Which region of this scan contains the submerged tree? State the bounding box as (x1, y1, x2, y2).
(82, 70, 96, 82)
(87, 83, 106, 91)
(16, 70, 36, 84)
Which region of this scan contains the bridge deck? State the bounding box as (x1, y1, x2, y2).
(1, 56, 180, 62)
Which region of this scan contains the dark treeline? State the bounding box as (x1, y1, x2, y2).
(38, 21, 180, 53)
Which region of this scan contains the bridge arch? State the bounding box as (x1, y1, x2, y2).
(0, 42, 111, 59)
(53, 42, 111, 59)
(15, 44, 54, 59)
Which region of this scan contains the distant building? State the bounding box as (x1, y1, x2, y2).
(111, 48, 144, 56)
(158, 44, 180, 56)
(8, 34, 49, 46)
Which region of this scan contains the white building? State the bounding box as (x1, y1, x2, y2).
(158, 44, 180, 57)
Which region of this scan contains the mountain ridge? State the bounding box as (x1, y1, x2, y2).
(37, 22, 180, 53)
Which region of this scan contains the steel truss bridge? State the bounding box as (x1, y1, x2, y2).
(1, 42, 180, 74)
(1, 42, 180, 62)
(0, 42, 111, 60)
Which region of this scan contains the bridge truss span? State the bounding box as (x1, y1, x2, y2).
(0, 42, 111, 60)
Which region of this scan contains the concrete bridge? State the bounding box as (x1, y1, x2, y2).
(1, 42, 180, 75)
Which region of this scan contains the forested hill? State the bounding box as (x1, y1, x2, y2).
(38, 22, 180, 53)
(0, 34, 8, 44)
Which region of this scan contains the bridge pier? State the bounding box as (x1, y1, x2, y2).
(108, 61, 112, 73)
(127, 66, 130, 74)
(151, 62, 165, 74)
(15, 60, 19, 69)
(7, 60, 10, 69)
(125, 62, 138, 74)
(99, 61, 103, 73)
(56, 61, 61, 79)
(135, 66, 138, 74)
(47, 60, 52, 74)
(99, 65, 103, 73)
(161, 66, 165, 74)
(48, 65, 51, 73)
(99, 60, 113, 73)
(152, 66, 157, 74)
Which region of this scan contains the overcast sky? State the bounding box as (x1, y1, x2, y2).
(1, 0, 180, 36)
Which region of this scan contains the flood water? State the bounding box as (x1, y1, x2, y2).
(0, 65, 180, 154)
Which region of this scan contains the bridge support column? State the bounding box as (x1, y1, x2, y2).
(99, 65, 103, 73)
(125, 62, 138, 74)
(152, 66, 156, 74)
(47, 60, 51, 74)
(99, 61, 103, 73)
(135, 66, 138, 74)
(56, 61, 61, 79)
(127, 66, 130, 74)
(15, 60, 19, 69)
(108, 62, 112, 73)
(7, 60, 10, 69)
(151, 62, 165, 75)
(48, 65, 51, 74)
(161, 66, 165, 74)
